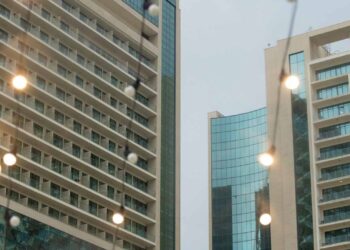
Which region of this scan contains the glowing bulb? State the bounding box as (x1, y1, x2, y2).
(112, 212, 124, 225)
(284, 75, 300, 90)
(259, 213, 272, 226)
(127, 152, 138, 164)
(12, 75, 27, 90)
(258, 152, 274, 167)
(124, 85, 136, 98)
(148, 4, 159, 16)
(3, 152, 17, 166)
(9, 215, 20, 227)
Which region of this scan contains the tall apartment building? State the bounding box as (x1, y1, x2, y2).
(0, 0, 180, 249)
(266, 21, 350, 249)
(208, 109, 271, 250)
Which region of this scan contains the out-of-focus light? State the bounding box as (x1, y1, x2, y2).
(112, 212, 124, 225)
(127, 152, 138, 164)
(259, 213, 272, 226)
(284, 75, 300, 90)
(3, 152, 17, 166)
(12, 75, 27, 90)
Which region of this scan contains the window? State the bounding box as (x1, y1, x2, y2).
(90, 177, 98, 191)
(40, 30, 49, 43)
(41, 8, 51, 20)
(70, 192, 79, 207)
(0, 4, 10, 19)
(92, 109, 101, 121)
(48, 207, 60, 219)
(53, 134, 64, 148)
(108, 163, 115, 176)
(9, 166, 20, 180)
(71, 168, 80, 182)
(60, 20, 69, 32)
(91, 131, 100, 144)
(51, 183, 61, 198)
(87, 225, 97, 235)
(94, 66, 103, 77)
(28, 198, 39, 210)
(107, 186, 115, 199)
(51, 158, 62, 173)
(96, 23, 108, 35)
(54, 110, 64, 124)
(77, 54, 85, 65)
(33, 123, 44, 138)
(20, 18, 31, 31)
(36, 76, 46, 89)
(91, 154, 100, 167)
(34, 99, 44, 113)
(56, 87, 66, 101)
(73, 121, 82, 134)
(72, 144, 81, 158)
(79, 11, 89, 22)
(93, 87, 102, 99)
(31, 148, 41, 163)
(29, 173, 40, 189)
(74, 98, 83, 111)
(57, 65, 67, 77)
(75, 75, 84, 87)
(68, 216, 78, 227)
(109, 119, 117, 130)
(0, 28, 8, 41)
(111, 75, 119, 87)
(108, 141, 116, 152)
(38, 53, 47, 65)
(59, 42, 69, 56)
(88, 201, 97, 215)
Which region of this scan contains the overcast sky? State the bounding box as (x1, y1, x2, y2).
(180, 1, 350, 249)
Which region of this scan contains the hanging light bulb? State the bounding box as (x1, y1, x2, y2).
(284, 75, 300, 90)
(148, 4, 159, 16)
(258, 146, 275, 167)
(259, 213, 272, 226)
(124, 85, 136, 98)
(127, 152, 138, 164)
(12, 75, 28, 90)
(9, 215, 20, 227)
(3, 152, 17, 166)
(112, 211, 125, 225)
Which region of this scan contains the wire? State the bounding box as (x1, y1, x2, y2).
(271, 0, 298, 147)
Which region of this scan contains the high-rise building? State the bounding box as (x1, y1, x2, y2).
(266, 21, 350, 249)
(208, 109, 271, 250)
(0, 0, 180, 249)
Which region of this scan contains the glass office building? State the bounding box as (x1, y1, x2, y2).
(0, 0, 180, 249)
(209, 108, 271, 250)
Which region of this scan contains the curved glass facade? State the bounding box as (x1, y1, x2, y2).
(210, 108, 271, 250)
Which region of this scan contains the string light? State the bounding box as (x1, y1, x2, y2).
(9, 215, 20, 227)
(12, 75, 27, 90)
(3, 151, 17, 167)
(258, 146, 275, 167)
(259, 213, 272, 226)
(112, 208, 125, 225)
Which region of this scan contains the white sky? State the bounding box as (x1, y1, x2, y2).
(180, 1, 350, 249)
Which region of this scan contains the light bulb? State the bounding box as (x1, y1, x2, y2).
(9, 215, 20, 227)
(3, 152, 17, 166)
(259, 213, 272, 226)
(12, 75, 27, 90)
(127, 152, 138, 164)
(258, 152, 274, 167)
(124, 85, 136, 98)
(148, 4, 159, 16)
(112, 212, 124, 225)
(284, 75, 300, 90)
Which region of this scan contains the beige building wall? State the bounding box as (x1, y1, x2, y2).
(266, 20, 350, 250)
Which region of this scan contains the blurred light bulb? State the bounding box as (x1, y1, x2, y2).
(112, 212, 124, 225)
(258, 152, 274, 167)
(259, 213, 272, 226)
(124, 85, 136, 98)
(3, 152, 17, 166)
(127, 152, 138, 164)
(12, 75, 27, 90)
(284, 75, 300, 90)
(9, 215, 20, 227)
(148, 4, 159, 16)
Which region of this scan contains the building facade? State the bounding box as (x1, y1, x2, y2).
(266, 21, 350, 249)
(208, 109, 271, 250)
(0, 0, 180, 249)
